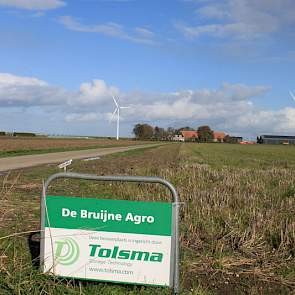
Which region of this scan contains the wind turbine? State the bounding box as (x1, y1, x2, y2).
(290, 91, 295, 102)
(110, 95, 130, 140)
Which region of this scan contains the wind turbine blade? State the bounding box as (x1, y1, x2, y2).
(290, 91, 295, 101)
(119, 106, 130, 109)
(110, 108, 118, 122)
(112, 95, 119, 108)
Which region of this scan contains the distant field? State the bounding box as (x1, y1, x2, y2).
(0, 137, 149, 157)
(182, 142, 295, 169)
(1, 143, 295, 294)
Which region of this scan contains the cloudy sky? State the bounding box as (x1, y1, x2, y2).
(0, 0, 295, 138)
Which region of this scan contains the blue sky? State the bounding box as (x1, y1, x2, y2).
(0, 0, 295, 138)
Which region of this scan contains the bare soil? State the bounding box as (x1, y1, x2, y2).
(0, 137, 146, 152)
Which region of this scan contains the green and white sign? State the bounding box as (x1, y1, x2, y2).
(43, 196, 173, 286)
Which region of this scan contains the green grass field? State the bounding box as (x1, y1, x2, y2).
(1, 143, 295, 294)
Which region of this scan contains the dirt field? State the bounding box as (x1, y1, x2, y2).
(0, 137, 148, 157)
(1, 143, 295, 294)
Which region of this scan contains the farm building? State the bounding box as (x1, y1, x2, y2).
(226, 136, 243, 143)
(258, 135, 295, 145)
(213, 132, 226, 142)
(172, 134, 184, 142)
(178, 130, 227, 142)
(180, 130, 198, 141)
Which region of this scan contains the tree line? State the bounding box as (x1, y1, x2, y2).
(0, 131, 37, 137)
(133, 124, 217, 142)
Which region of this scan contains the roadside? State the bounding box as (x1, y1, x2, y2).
(0, 143, 164, 172)
(0, 137, 151, 158)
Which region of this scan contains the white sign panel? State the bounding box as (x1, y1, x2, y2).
(42, 196, 173, 287)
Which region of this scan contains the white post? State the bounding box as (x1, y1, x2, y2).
(116, 108, 120, 140)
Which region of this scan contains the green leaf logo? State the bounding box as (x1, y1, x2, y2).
(55, 238, 80, 265)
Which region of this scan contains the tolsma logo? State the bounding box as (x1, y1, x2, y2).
(55, 238, 80, 265)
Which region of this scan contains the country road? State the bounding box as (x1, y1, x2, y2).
(0, 144, 161, 172)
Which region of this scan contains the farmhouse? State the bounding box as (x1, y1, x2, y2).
(258, 135, 295, 145)
(169, 129, 229, 143)
(172, 135, 184, 142)
(213, 132, 226, 143)
(177, 130, 228, 142)
(180, 131, 198, 141)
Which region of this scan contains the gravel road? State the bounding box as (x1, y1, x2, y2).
(0, 144, 160, 172)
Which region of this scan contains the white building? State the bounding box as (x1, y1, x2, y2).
(172, 135, 184, 142)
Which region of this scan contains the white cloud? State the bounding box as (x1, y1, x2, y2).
(128, 84, 266, 121)
(0, 73, 294, 137)
(229, 107, 295, 135)
(0, 73, 117, 108)
(197, 3, 230, 19)
(65, 113, 103, 123)
(0, 73, 47, 86)
(0, 73, 65, 107)
(59, 16, 157, 45)
(134, 27, 155, 38)
(178, 0, 295, 40)
(176, 22, 270, 40)
(75, 80, 119, 106)
(0, 0, 66, 10)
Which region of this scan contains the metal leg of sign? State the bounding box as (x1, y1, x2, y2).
(174, 202, 180, 295)
(40, 181, 46, 273)
(40, 172, 181, 294)
(171, 202, 180, 295)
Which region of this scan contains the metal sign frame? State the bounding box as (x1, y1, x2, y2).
(40, 172, 180, 294)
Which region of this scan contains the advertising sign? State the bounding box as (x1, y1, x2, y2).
(42, 195, 173, 287)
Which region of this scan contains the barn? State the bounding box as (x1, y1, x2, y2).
(258, 135, 295, 145)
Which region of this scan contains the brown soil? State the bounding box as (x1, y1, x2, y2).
(0, 137, 146, 152)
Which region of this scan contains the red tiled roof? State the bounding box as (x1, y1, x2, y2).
(213, 132, 226, 139)
(181, 130, 198, 138)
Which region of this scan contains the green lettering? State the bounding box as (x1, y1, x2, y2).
(130, 251, 150, 261)
(88, 244, 164, 262)
(98, 248, 111, 258)
(118, 250, 130, 260)
(150, 252, 163, 262)
(111, 246, 119, 258)
(89, 244, 100, 257)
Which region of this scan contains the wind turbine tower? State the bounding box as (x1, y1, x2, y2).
(111, 95, 130, 140)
